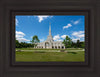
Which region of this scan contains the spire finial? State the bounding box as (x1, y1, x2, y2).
(49, 22, 51, 35)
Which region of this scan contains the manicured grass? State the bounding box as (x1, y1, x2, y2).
(16, 49, 85, 62)
(16, 48, 84, 50)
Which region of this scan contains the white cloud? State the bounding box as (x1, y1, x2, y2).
(53, 34, 70, 41)
(16, 31, 30, 42)
(63, 24, 72, 29)
(72, 31, 84, 42)
(61, 35, 67, 39)
(16, 31, 25, 36)
(53, 34, 60, 41)
(71, 19, 80, 25)
(35, 15, 53, 22)
(15, 19, 18, 26)
(16, 38, 30, 42)
(72, 31, 84, 38)
(72, 38, 80, 42)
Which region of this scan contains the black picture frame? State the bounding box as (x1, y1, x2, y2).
(0, 0, 100, 77)
(12, 11, 88, 66)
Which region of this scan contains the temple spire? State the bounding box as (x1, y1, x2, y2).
(49, 22, 51, 35)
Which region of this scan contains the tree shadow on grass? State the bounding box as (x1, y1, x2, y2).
(68, 52, 77, 54)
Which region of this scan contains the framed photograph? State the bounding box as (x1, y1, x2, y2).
(11, 11, 88, 66)
(0, 0, 99, 77)
(15, 14, 85, 62)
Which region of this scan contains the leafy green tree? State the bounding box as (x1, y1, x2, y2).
(31, 35, 40, 43)
(71, 40, 85, 48)
(71, 42, 77, 48)
(76, 40, 80, 48)
(80, 41, 85, 48)
(16, 40, 20, 48)
(63, 36, 72, 48)
(16, 40, 34, 48)
(30, 35, 40, 47)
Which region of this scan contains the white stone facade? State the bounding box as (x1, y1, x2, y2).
(35, 24, 65, 49)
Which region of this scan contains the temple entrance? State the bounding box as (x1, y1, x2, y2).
(52, 46, 54, 49)
(62, 46, 64, 49)
(45, 42, 49, 48)
(58, 46, 60, 49)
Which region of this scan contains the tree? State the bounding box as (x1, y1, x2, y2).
(80, 41, 85, 48)
(63, 36, 72, 48)
(16, 40, 34, 48)
(76, 40, 80, 48)
(71, 41, 77, 48)
(30, 35, 40, 47)
(31, 35, 40, 43)
(16, 40, 20, 48)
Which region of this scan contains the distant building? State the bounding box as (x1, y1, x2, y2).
(35, 23, 65, 49)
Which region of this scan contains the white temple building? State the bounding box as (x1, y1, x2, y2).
(35, 23, 65, 49)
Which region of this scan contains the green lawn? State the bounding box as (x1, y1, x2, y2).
(16, 48, 85, 62)
(16, 48, 83, 50)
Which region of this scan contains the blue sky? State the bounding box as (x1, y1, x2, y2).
(15, 15, 85, 43)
